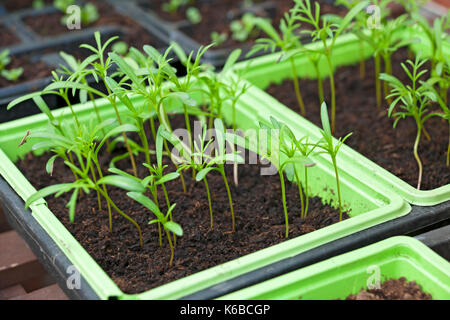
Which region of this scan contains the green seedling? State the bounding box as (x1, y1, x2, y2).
(162, 0, 191, 13)
(279, 125, 317, 219)
(0, 50, 23, 82)
(24, 118, 145, 247)
(259, 117, 316, 237)
(128, 192, 182, 267)
(291, 0, 369, 131)
(161, 119, 244, 231)
(186, 7, 202, 24)
(414, 11, 450, 104)
(380, 56, 438, 189)
(219, 49, 250, 131)
(230, 13, 264, 43)
(316, 102, 352, 221)
(210, 31, 228, 46)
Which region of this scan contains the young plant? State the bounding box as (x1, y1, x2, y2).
(280, 126, 317, 219)
(258, 117, 315, 237)
(380, 56, 437, 189)
(413, 11, 450, 104)
(186, 7, 202, 24)
(23, 118, 145, 247)
(162, 0, 191, 13)
(219, 49, 251, 132)
(316, 102, 352, 221)
(355, 13, 414, 107)
(291, 0, 369, 131)
(161, 119, 244, 231)
(230, 13, 264, 43)
(0, 50, 23, 82)
(127, 192, 182, 267)
(210, 31, 228, 46)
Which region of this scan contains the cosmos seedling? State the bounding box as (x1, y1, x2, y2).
(0, 50, 23, 82)
(316, 102, 352, 221)
(291, 0, 369, 131)
(210, 32, 228, 46)
(24, 118, 145, 246)
(380, 56, 437, 189)
(230, 13, 263, 43)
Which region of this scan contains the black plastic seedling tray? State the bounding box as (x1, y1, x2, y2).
(1, 173, 449, 300)
(0, 1, 169, 123)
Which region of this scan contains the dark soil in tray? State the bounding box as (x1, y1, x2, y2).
(346, 277, 432, 300)
(16, 114, 349, 294)
(0, 24, 21, 47)
(0, 54, 51, 88)
(2, 0, 52, 12)
(148, 0, 347, 49)
(22, 0, 159, 51)
(265, 48, 450, 190)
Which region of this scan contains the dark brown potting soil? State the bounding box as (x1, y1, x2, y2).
(16, 114, 349, 294)
(346, 277, 432, 300)
(22, 0, 159, 51)
(0, 24, 21, 47)
(0, 54, 51, 88)
(265, 48, 450, 190)
(148, 0, 347, 48)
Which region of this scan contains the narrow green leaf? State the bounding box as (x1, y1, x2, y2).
(97, 175, 146, 193)
(164, 221, 183, 236)
(25, 183, 74, 208)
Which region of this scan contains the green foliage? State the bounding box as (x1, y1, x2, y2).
(0, 50, 23, 82)
(210, 31, 228, 46)
(230, 13, 265, 43)
(380, 56, 438, 189)
(186, 7, 202, 24)
(316, 102, 352, 220)
(291, 0, 369, 130)
(162, 0, 191, 13)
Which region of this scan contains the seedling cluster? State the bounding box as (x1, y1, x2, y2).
(248, 0, 449, 190)
(6, 0, 447, 273)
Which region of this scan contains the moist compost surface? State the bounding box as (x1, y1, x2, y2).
(346, 277, 432, 300)
(17, 114, 349, 294)
(22, 0, 160, 51)
(265, 48, 450, 190)
(0, 24, 20, 47)
(0, 54, 51, 88)
(147, 0, 347, 48)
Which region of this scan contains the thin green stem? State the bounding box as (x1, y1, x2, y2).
(383, 54, 393, 105)
(165, 227, 175, 267)
(203, 177, 213, 229)
(294, 166, 305, 219)
(304, 167, 310, 217)
(94, 159, 112, 231)
(314, 62, 324, 105)
(289, 57, 305, 115)
(220, 168, 235, 233)
(375, 53, 382, 108)
(325, 53, 336, 133)
(152, 188, 163, 247)
(413, 127, 423, 190)
(332, 157, 343, 221)
(359, 40, 365, 79)
(279, 171, 289, 238)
